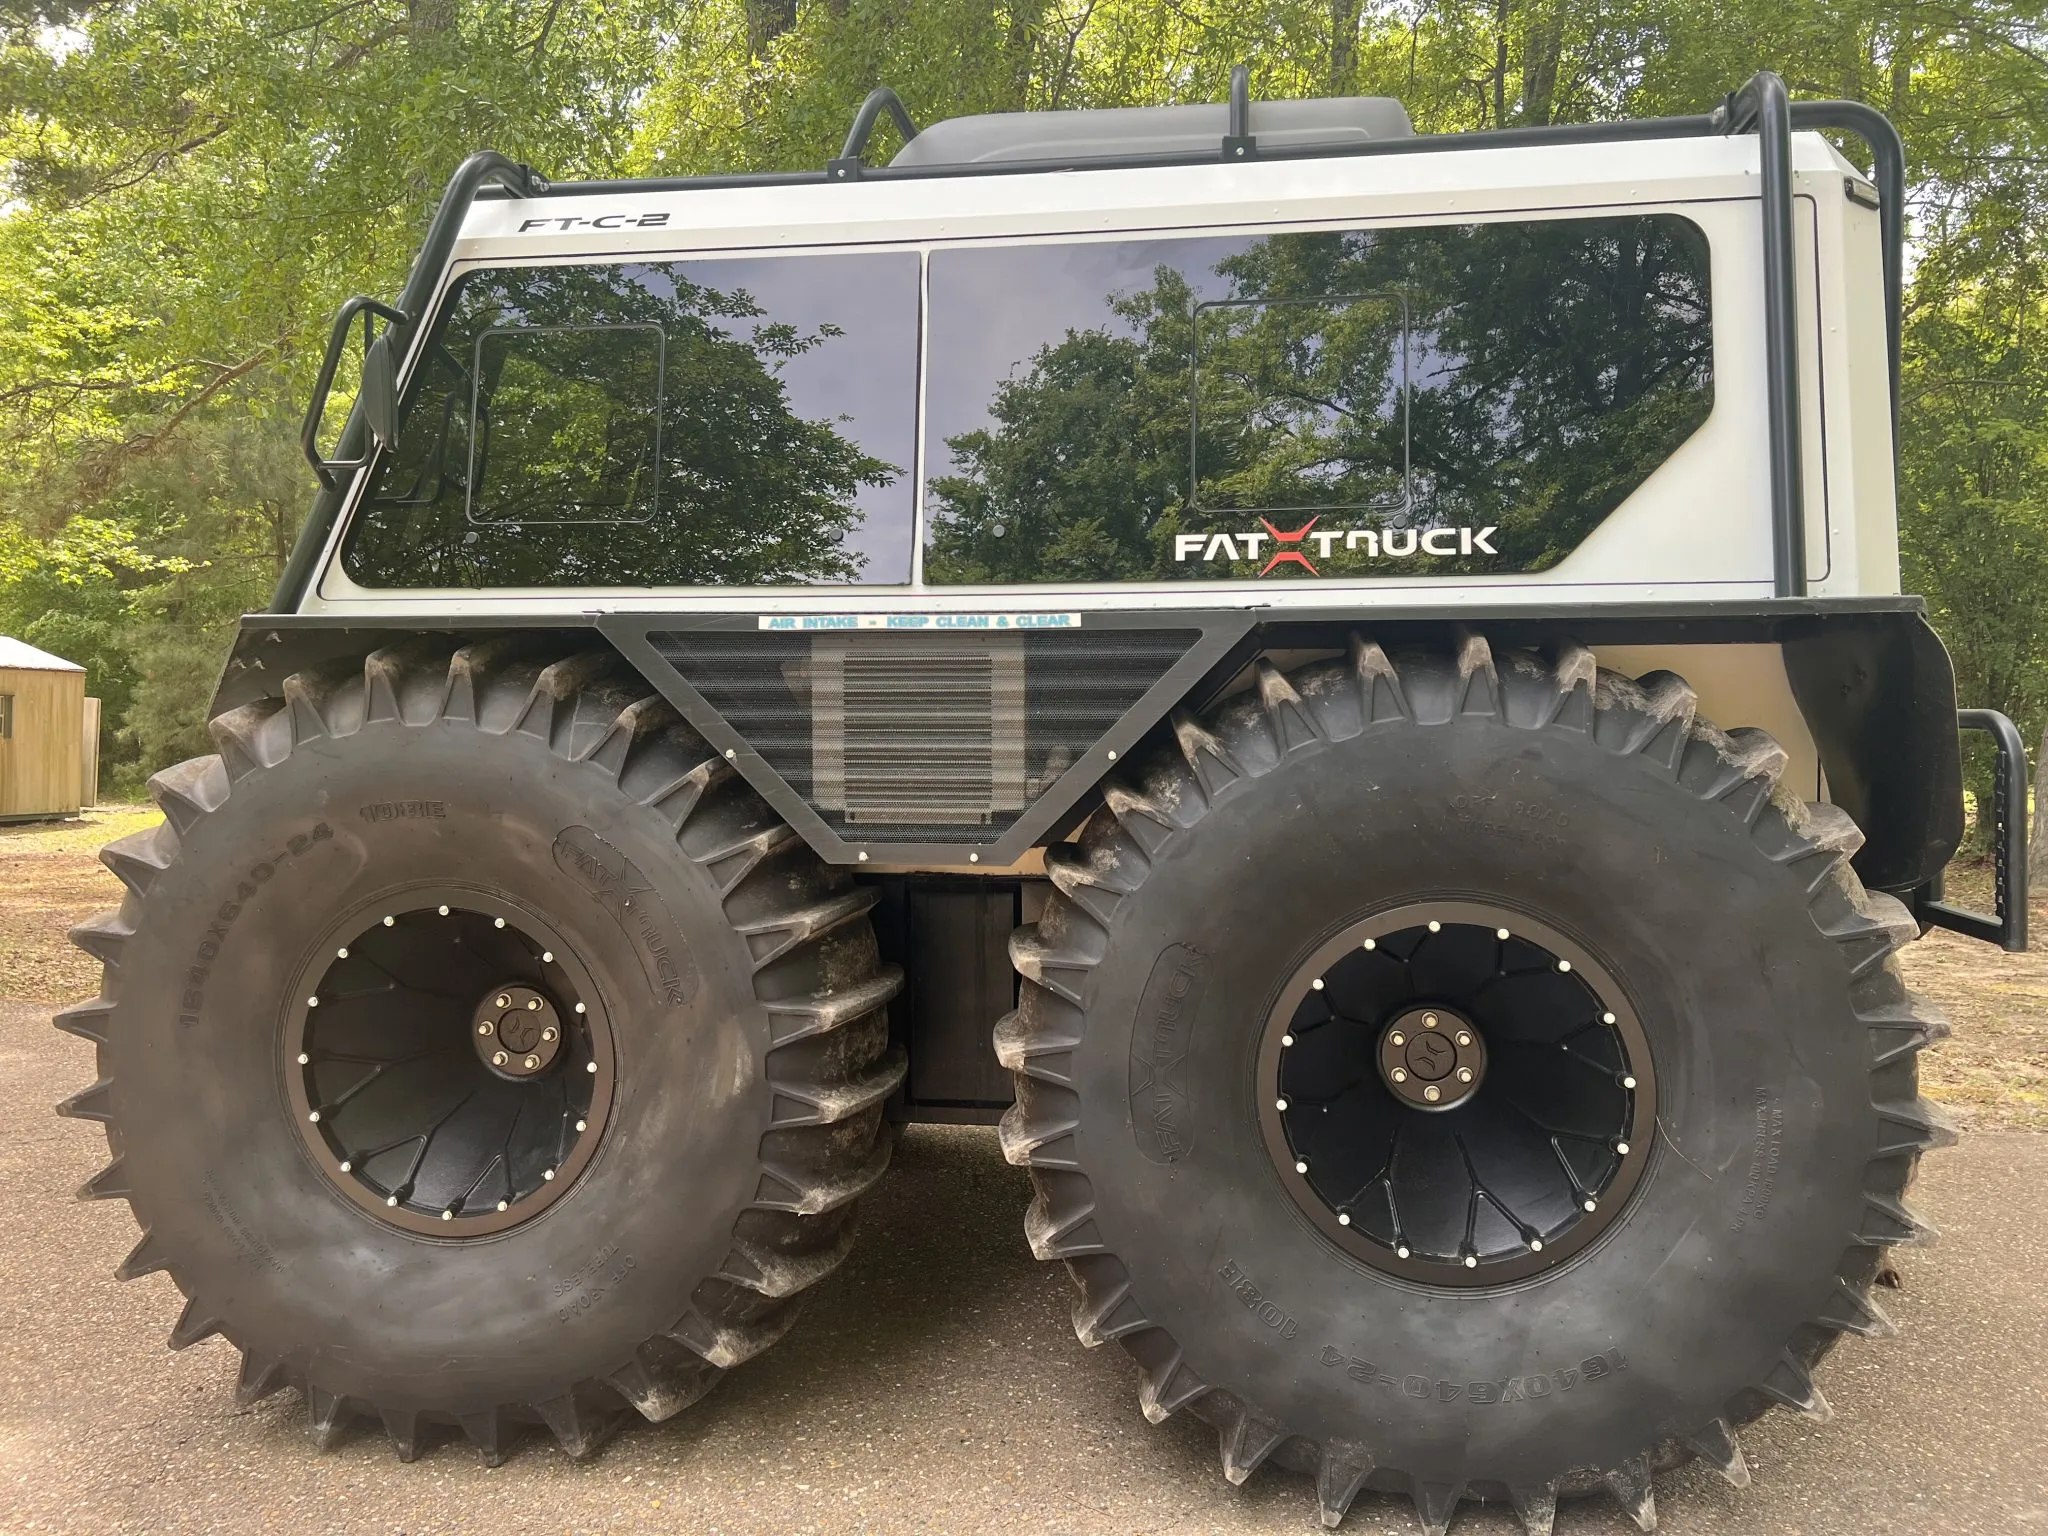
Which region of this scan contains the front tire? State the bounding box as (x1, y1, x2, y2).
(58, 638, 905, 1461)
(997, 633, 1952, 1533)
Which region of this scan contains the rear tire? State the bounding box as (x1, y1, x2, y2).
(58, 638, 904, 1462)
(997, 633, 1952, 1533)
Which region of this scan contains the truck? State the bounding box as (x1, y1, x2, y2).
(56, 65, 2027, 1534)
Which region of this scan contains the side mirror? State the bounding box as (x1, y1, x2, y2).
(302, 297, 408, 491)
(361, 331, 399, 450)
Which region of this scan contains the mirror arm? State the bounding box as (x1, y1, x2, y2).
(300, 297, 409, 492)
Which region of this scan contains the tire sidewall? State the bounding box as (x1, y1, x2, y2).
(1076, 709, 1872, 1483)
(111, 716, 765, 1406)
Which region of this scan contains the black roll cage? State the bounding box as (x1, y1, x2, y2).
(276, 69, 1903, 614)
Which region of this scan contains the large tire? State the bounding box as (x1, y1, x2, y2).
(57, 638, 904, 1461)
(997, 633, 1952, 1533)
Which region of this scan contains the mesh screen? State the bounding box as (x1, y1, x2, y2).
(651, 628, 1200, 845)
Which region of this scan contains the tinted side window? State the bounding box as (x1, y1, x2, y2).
(922, 215, 1713, 583)
(342, 254, 919, 587)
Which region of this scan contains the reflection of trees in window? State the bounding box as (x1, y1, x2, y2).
(345, 262, 900, 588)
(926, 216, 1713, 583)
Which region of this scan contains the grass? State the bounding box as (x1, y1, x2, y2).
(0, 810, 2040, 1128)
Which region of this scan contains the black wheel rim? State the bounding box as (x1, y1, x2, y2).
(1258, 901, 1654, 1287)
(284, 888, 616, 1238)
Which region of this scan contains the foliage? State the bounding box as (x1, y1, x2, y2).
(0, 0, 2043, 788)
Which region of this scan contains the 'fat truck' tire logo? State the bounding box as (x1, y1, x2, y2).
(1129, 944, 1209, 1163)
(1174, 516, 1498, 574)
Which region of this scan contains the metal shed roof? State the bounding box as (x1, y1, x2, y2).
(0, 636, 86, 673)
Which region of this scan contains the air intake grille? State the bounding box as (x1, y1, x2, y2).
(650, 628, 1199, 845)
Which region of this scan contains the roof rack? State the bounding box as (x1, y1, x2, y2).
(272, 72, 1904, 615)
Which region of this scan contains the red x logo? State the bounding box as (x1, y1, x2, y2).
(1260, 517, 1320, 576)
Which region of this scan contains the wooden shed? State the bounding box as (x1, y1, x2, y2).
(0, 636, 90, 821)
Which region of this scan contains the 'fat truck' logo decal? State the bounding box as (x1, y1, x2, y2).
(518, 212, 672, 233)
(1174, 516, 1499, 576)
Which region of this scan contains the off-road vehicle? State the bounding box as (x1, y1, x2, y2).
(59, 66, 2029, 1533)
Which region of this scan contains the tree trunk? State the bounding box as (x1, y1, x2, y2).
(2027, 722, 2048, 891)
(747, 0, 799, 58)
(1330, 0, 1360, 93)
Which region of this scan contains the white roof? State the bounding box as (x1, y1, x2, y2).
(0, 636, 85, 672)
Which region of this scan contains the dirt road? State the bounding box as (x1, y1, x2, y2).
(4, 997, 2044, 1536)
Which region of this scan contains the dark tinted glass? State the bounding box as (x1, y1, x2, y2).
(342, 254, 919, 587)
(923, 215, 1712, 583)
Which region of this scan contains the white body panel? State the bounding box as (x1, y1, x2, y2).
(305, 131, 1897, 619)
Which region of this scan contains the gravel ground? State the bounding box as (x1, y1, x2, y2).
(3, 999, 2044, 1536)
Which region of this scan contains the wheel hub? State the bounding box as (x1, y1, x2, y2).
(284, 891, 615, 1237)
(1258, 901, 1654, 1286)
(1378, 1006, 1486, 1110)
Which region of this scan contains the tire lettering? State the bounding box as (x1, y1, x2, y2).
(177, 823, 333, 1027)
(1317, 1345, 1628, 1409)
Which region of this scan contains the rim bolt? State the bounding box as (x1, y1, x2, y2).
(498, 1200, 509, 1212)
(1337, 1212, 1351, 1226)
(438, 905, 450, 916)
(1396, 1245, 1411, 1259)
(1557, 959, 1572, 972)
(1583, 1198, 1598, 1212)
(1427, 920, 1441, 933)
(1275, 1098, 1289, 1112)
(1530, 1237, 1544, 1251)
(1615, 1141, 1631, 1156)
(1310, 978, 1325, 991)
(306, 996, 319, 1008)
(338, 1160, 351, 1173)
(495, 917, 506, 928)
(1621, 1074, 1638, 1090)
(336, 946, 348, 958)
(1294, 1160, 1308, 1173)
(574, 1002, 587, 1015)
(307, 1111, 320, 1123)
(542, 1027, 558, 1042)
(478, 1021, 494, 1035)
(524, 1055, 540, 1070)
(1496, 927, 1510, 940)
(542, 951, 554, 964)
(1391, 1068, 1408, 1083)
(386, 1194, 399, 1207)
(586, 1061, 597, 1074)
(382, 915, 394, 926)
(1423, 1085, 1441, 1102)
(1390, 1032, 1405, 1047)
(297, 1052, 310, 1065)
(1603, 1011, 1617, 1024)
(1456, 1032, 1472, 1047)
(576, 1119, 588, 1132)
(492, 1050, 508, 1066)
(1362, 938, 1376, 951)
(1463, 1254, 1478, 1268)
(1281, 1033, 1295, 1047)
(441, 1210, 454, 1222)
(543, 1168, 556, 1181)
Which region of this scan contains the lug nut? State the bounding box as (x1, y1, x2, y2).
(542, 1027, 558, 1043)
(1392, 1068, 1408, 1083)
(1423, 1013, 1438, 1028)
(478, 1021, 495, 1035)
(1390, 1032, 1406, 1047)
(526, 999, 541, 1011)
(1456, 1032, 1472, 1047)
(495, 994, 511, 1009)
(492, 1050, 508, 1066)
(1423, 1085, 1441, 1102)
(1456, 1068, 1473, 1083)
(523, 1055, 540, 1070)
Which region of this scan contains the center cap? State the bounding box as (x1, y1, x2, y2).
(473, 983, 564, 1078)
(1377, 1007, 1487, 1111)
